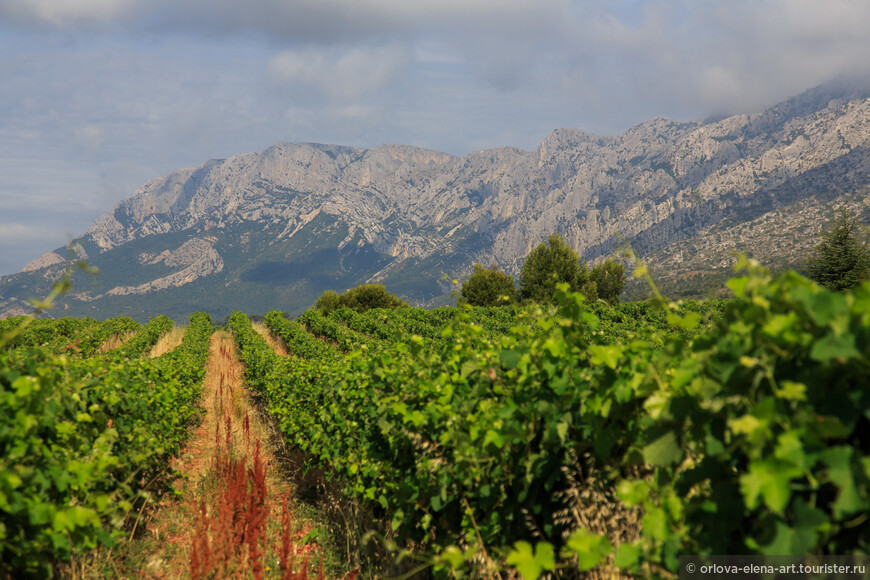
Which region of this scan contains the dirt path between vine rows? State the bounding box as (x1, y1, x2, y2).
(147, 326, 187, 358)
(252, 322, 290, 356)
(113, 331, 329, 579)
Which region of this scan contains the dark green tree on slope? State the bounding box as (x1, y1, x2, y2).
(316, 284, 407, 314)
(589, 258, 626, 305)
(806, 208, 870, 291)
(519, 233, 627, 304)
(460, 263, 517, 306)
(518, 233, 597, 303)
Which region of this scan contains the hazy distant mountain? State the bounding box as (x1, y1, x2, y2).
(3, 81, 870, 321)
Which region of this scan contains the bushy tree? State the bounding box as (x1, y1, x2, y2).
(806, 208, 870, 291)
(315, 289, 341, 315)
(519, 233, 591, 303)
(589, 258, 627, 304)
(460, 263, 518, 307)
(315, 284, 407, 313)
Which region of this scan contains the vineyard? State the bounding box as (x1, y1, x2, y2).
(2, 261, 869, 578)
(0, 312, 211, 576)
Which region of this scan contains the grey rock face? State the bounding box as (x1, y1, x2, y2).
(84, 84, 870, 284)
(3, 82, 870, 319)
(106, 238, 223, 296)
(22, 252, 65, 272)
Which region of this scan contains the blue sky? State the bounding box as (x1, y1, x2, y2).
(2, 0, 870, 275)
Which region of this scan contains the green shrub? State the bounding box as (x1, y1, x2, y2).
(460, 264, 518, 307)
(518, 233, 592, 303)
(805, 208, 870, 291)
(315, 290, 342, 315)
(315, 284, 407, 313)
(589, 258, 626, 304)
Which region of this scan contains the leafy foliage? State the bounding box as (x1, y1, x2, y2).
(1, 316, 142, 358)
(229, 298, 716, 570)
(518, 233, 592, 303)
(73, 317, 142, 357)
(460, 263, 518, 307)
(805, 208, 870, 291)
(236, 262, 868, 577)
(315, 290, 342, 315)
(0, 317, 98, 354)
(327, 306, 455, 345)
(264, 310, 340, 361)
(114, 315, 173, 359)
(315, 284, 408, 314)
(619, 261, 870, 564)
(0, 313, 212, 576)
(588, 258, 627, 304)
(509, 260, 870, 575)
(297, 308, 374, 352)
(13, 255, 864, 577)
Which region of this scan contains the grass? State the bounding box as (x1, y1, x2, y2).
(252, 322, 291, 356)
(96, 330, 137, 353)
(148, 326, 187, 358)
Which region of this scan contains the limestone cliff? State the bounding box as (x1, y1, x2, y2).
(3, 82, 869, 320)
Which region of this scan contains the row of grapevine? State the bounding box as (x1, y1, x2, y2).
(297, 308, 377, 352)
(461, 305, 524, 336)
(0, 317, 100, 354)
(111, 315, 174, 359)
(2, 315, 177, 360)
(0, 313, 213, 577)
(231, 265, 868, 575)
(264, 310, 342, 361)
(321, 301, 725, 353)
(229, 312, 402, 487)
(68, 316, 142, 357)
(327, 307, 451, 344)
(588, 298, 728, 347)
(232, 305, 577, 556)
(227, 313, 341, 465)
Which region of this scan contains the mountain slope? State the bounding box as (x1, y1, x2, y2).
(3, 82, 870, 321)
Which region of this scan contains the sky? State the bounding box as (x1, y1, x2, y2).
(2, 0, 870, 276)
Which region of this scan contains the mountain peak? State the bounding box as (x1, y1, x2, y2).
(3, 84, 870, 320)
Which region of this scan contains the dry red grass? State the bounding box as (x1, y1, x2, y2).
(186, 334, 322, 579)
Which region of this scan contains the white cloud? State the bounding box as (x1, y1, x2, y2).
(2, 0, 870, 277)
(0, 0, 570, 42)
(0, 0, 138, 25)
(5, 0, 868, 120)
(75, 124, 106, 150)
(772, 0, 870, 43)
(0, 222, 48, 241)
(269, 45, 411, 101)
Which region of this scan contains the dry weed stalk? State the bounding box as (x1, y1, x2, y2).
(194, 440, 326, 579)
(552, 450, 643, 579)
(189, 334, 331, 580)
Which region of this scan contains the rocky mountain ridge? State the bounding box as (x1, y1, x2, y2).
(3, 82, 869, 320)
